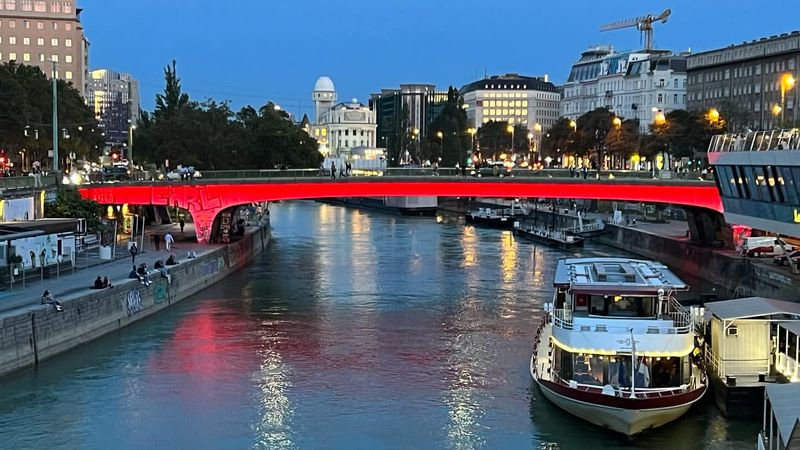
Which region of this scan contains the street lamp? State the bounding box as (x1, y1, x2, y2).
(612, 117, 622, 128)
(654, 111, 666, 126)
(467, 127, 476, 161)
(779, 73, 796, 126)
(569, 119, 577, 131)
(507, 124, 515, 155)
(129, 123, 137, 168)
(707, 108, 720, 124)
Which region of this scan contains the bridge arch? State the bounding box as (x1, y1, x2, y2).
(79, 179, 723, 243)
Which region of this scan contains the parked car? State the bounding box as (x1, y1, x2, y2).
(773, 250, 800, 266)
(101, 165, 131, 182)
(165, 167, 202, 180)
(742, 236, 796, 258)
(473, 162, 513, 178)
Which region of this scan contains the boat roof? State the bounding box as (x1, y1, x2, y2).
(553, 258, 688, 294)
(766, 384, 800, 445)
(705, 297, 800, 321)
(778, 321, 800, 336)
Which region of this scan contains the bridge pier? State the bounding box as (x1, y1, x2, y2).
(684, 207, 729, 247)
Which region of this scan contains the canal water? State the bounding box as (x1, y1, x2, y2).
(0, 201, 757, 449)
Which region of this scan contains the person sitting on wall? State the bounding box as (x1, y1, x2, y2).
(41, 290, 63, 312)
(166, 254, 178, 266)
(93, 276, 104, 289)
(103, 276, 113, 288)
(136, 263, 151, 286)
(154, 260, 171, 283)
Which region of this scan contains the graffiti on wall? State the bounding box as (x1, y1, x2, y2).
(199, 256, 226, 278)
(124, 289, 143, 316)
(153, 280, 168, 305)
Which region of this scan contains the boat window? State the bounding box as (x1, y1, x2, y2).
(588, 295, 654, 317)
(572, 354, 606, 386)
(575, 294, 588, 312)
(608, 357, 653, 388)
(650, 357, 682, 388)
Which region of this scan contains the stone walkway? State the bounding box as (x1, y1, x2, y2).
(0, 222, 220, 316)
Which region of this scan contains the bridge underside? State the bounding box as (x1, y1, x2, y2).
(79, 181, 723, 243)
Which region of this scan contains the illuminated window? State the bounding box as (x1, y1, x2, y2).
(65, 71, 72, 80)
(9, 52, 17, 61)
(51, 38, 58, 46)
(37, 37, 43, 45)
(65, 38, 71, 47)
(63, 1, 70, 13)
(9, 36, 15, 44)
(21, 0, 31, 10)
(33, 0, 43, 11)
(64, 22, 70, 31)
(23, 52, 30, 61)
(23, 37, 29, 45)
(38, 53, 44, 61)
(64, 54, 71, 63)
(51, 54, 58, 61)
(50, 1, 59, 11)
(37, 21, 43, 29)
(9, 19, 15, 28)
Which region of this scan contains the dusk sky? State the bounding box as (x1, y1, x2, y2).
(83, 0, 799, 117)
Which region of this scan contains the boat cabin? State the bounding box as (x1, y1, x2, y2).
(548, 258, 695, 394)
(758, 384, 800, 450)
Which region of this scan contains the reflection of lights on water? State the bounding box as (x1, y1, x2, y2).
(253, 347, 296, 449)
(462, 227, 477, 267)
(500, 231, 517, 283)
(436, 215, 444, 224)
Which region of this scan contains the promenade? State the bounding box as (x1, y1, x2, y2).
(0, 222, 219, 316)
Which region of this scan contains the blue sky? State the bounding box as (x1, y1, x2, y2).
(82, 0, 800, 117)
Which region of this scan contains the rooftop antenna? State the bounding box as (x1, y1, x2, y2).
(600, 9, 671, 52)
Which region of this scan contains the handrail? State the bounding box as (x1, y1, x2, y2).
(708, 128, 800, 152)
(550, 372, 694, 399)
(551, 308, 692, 334)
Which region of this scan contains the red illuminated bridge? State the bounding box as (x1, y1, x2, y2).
(79, 171, 722, 243)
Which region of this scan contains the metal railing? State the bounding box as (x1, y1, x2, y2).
(551, 304, 692, 334)
(144, 167, 712, 183)
(550, 371, 696, 399)
(0, 174, 57, 190)
(708, 128, 800, 152)
(705, 344, 769, 379)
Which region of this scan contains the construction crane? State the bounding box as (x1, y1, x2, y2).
(600, 9, 671, 52)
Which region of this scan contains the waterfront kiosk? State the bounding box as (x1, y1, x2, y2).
(703, 298, 800, 418)
(758, 384, 800, 450)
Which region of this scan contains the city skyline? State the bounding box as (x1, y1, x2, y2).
(81, 0, 800, 117)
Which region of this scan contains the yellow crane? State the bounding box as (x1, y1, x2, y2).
(600, 9, 672, 52)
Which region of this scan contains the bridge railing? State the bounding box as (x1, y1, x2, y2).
(196, 168, 710, 182)
(0, 175, 57, 191)
(708, 128, 800, 152)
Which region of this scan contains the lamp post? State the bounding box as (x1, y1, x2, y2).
(467, 127, 476, 164)
(128, 122, 136, 168)
(779, 73, 796, 127)
(507, 124, 515, 156)
(51, 59, 59, 172)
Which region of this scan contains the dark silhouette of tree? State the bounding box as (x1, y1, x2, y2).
(154, 60, 189, 120)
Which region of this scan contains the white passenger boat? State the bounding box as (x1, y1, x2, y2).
(531, 258, 707, 436)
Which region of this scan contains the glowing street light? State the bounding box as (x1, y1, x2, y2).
(654, 111, 666, 126)
(707, 108, 720, 124)
(772, 104, 783, 117)
(612, 117, 622, 127)
(779, 73, 796, 125)
(569, 119, 577, 131)
(467, 127, 477, 155)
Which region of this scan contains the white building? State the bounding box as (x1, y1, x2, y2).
(310, 77, 382, 165)
(461, 74, 561, 152)
(561, 46, 688, 133)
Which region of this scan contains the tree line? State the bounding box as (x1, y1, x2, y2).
(0, 62, 102, 171)
(134, 61, 322, 171)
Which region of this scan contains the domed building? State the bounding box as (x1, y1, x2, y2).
(309, 77, 381, 165)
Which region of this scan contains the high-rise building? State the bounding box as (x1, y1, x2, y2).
(461, 73, 560, 151)
(87, 68, 140, 145)
(686, 31, 800, 130)
(0, 0, 89, 96)
(369, 84, 448, 149)
(561, 46, 687, 133)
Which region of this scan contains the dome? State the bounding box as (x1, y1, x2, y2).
(314, 76, 335, 92)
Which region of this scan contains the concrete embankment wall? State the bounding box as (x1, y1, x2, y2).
(0, 224, 270, 378)
(596, 224, 798, 301)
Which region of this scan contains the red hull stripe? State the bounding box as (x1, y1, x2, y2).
(538, 379, 707, 410)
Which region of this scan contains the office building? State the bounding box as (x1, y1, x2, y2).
(0, 0, 89, 96)
(87, 68, 140, 145)
(687, 31, 800, 130)
(369, 84, 448, 150)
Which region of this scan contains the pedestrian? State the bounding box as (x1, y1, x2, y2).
(345, 161, 352, 176)
(330, 161, 336, 180)
(130, 241, 139, 263)
(41, 290, 63, 312)
(164, 232, 174, 252)
(179, 217, 185, 233)
(153, 233, 161, 251)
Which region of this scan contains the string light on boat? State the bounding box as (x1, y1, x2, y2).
(549, 336, 694, 358)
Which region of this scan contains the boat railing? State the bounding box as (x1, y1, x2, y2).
(667, 297, 693, 333)
(552, 309, 692, 334)
(705, 344, 770, 379)
(551, 372, 695, 399)
(708, 128, 800, 152)
(552, 309, 573, 330)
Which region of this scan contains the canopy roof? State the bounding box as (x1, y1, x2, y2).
(706, 297, 800, 321)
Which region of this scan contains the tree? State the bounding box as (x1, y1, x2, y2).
(154, 60, 189, 120)
(604, 119, 640, 168)
(642, 109, 715, 160)
(0, 62, 101, 169)
(425, 87, 472, 166)
(44, 188, 103, 230)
